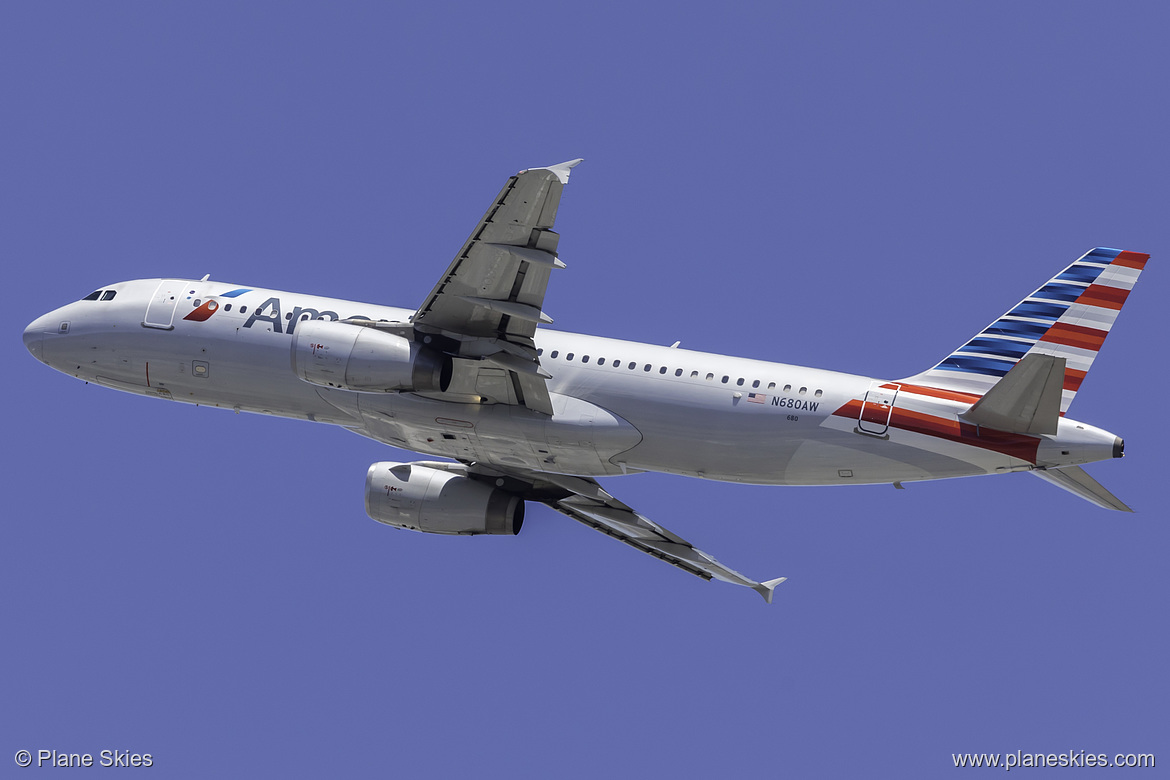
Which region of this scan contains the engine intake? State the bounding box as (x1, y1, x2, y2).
(365, 462, 524, 536)
(292, 320, 451, 393)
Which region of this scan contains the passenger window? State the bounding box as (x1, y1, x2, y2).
(659, 367, 667, 374)
(628, 362, 636, 369)
(814, 389, 823, 398)
(225, 304, 232, 311)
(706, 373, 714, 381)
(768, 382, 776, 390)
(285, 312, 292, 320)
(582, 356, 590, 363)
(675, 369, 683, 376)
(239, 306, 247, 313)
(643, 364, 652, 372)
(550, 351, 559, 359)
(193, 299, 202, 307)
(537, 348, 543, 356)
(691, 371, 699, 378)
(100, 290, 117, 301)
(784, 384, 792, 392)
(752, 380, 760, 388)
(736, 378, 744, 386)
(566, 353, 574, 361)
(721, 376, 729, 384)
(799, 387, 807, 395)
(82, 290, 102, 301)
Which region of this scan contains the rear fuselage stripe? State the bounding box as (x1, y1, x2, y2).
(833, 399, 1040, 463)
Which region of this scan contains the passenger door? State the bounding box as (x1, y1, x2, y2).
(143, 280, 185, 329)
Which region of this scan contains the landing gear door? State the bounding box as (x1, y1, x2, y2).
(143, 280, 184, 330)
(858, 382, 900, 436)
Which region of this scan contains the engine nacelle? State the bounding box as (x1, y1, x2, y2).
(291, 320, 451, 393)
(365, 462, 524, 536)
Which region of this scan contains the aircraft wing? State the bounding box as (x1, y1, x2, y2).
(523, 471, 786, 602)
(408, 160, 583, 415)
(377, 460, 783, 601)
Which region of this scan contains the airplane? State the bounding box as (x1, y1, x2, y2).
(22, 159, 1148, 602)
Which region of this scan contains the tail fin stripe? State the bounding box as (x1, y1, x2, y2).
(1008, 301, 1069, 320)
(1085, 248, 1123, 262)
(939, 355, 1015, 376)
(1064, 369, 1087, 392)
(1039, 323, 1109, 351)
(1057, 265, 1108, 283)
(1112, 251, 1149, 269)
(1045, 351, 1094, 374)
(986, 320, 1051, 339)
(1039, 333, 1105, 353)
(1035, 283, 1090, 302)
(1094, 263, 1142, 290)
(1062, 303, 1119, 330)
(1076, 284, 1130, 310)
(957, 339, 1032, 358)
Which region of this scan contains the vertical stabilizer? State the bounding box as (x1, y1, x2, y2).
(902, 248, 1148, 413)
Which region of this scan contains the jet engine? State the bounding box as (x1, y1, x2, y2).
(365, 462, 524, 535)
(292, 320, 451, 393)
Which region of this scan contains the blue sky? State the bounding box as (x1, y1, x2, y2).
(3, 3, 1166, 776)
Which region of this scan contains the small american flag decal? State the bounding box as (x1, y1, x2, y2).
(747, 393, 766, 404)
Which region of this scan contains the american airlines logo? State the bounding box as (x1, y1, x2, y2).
(242, 297, 369, 335)
(182, 288, 253, 323)
(182, 299, 219, 322)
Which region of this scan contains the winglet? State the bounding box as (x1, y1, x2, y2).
(531, 158, 584, 184)
(753, 577, 787, 604)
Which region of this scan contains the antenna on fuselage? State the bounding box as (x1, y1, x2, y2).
(200, 274, 210, 281)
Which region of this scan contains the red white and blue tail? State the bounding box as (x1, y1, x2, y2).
(901, 247, 1148, 413)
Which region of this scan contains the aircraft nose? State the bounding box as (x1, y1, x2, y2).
(23, 315, 48, 361)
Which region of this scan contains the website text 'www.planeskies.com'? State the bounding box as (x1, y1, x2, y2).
(952, 751, 1155, 770)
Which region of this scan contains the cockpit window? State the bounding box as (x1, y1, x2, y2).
(82, 290, 102, 301)
(100, 290, 117, 301)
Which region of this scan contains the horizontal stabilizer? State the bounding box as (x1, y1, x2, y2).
(1031, 466, 1132, 512)
(960, 354, 1064, 434)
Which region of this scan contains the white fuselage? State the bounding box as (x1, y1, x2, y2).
(24, 278, 1121, 487)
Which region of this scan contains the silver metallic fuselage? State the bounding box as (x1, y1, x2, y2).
(24, 278, 1120, 487)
